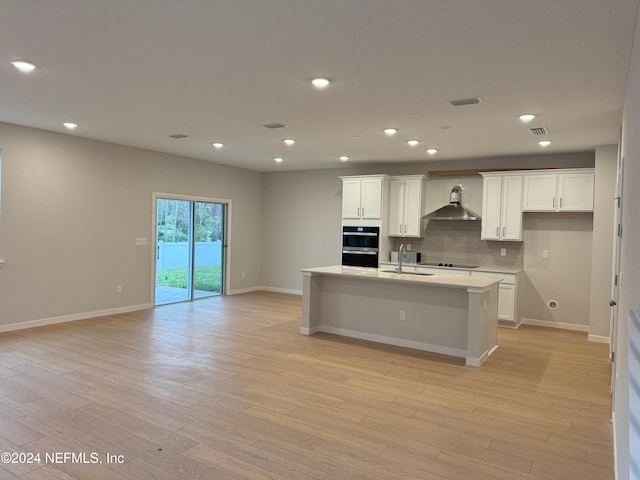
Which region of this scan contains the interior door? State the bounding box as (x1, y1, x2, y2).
(610, 151, 624, 400)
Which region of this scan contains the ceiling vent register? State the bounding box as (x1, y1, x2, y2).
(448, 97, 482, 107)
(529, 127, 549, 136)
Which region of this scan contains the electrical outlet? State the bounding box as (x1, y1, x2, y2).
(399, 310, 406, 321)
(406, 244, 411, 251)
(542, 250, 550, 259)
(116, 285, 122, 294)
(500, 248, 506, 257)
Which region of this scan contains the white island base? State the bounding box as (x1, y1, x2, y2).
(301, 266, 500, 367)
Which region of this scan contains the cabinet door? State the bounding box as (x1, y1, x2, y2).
(361, 178, 383, 219)
(500, 176, 522, 240)
(557, 173, 594, 211)
(388, 180, 404, 235)
(481, 176, 502, 240)
(498, 283, 515, 321)
(522, 174, 557, 211)
(403, 178, 423, 236)
(342, 179, 362, 219)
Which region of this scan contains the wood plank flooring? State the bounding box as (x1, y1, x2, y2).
(0, 292, 613, 479)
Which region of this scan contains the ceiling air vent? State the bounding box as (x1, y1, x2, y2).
(448, 97, 482, 107)
(168, 133, 188, 139)
(529, 127, 549, 136)
(263, 123, 287, 129)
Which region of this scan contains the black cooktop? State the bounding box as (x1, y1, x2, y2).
(418, 262, 480, 269)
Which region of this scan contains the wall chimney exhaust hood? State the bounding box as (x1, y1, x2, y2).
(422, 184, 480, 223)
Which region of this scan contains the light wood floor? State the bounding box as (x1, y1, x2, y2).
(0, 292, 613, 480)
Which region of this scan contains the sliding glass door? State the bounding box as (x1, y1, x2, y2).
(155, 197, 225, 305)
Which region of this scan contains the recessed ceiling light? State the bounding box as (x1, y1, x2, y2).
(519, 114, 536, 122)
(426, 148, 438, 155)
(63, 122, 77, 130)
(538, 140, 551, 147)
(384, 128, 398, 136)
(311, 78, 331, 89)
(10, 60, 36, 73)
(274, 157, 284, 163)
(339, 156, 349, 161)
(212, 142, 224, 149)
(407, 140, 420, 147)
(283, 139, 295, 146)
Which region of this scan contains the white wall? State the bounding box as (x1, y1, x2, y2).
(0, 122, 263, 328)
(615, 5, 640, 479)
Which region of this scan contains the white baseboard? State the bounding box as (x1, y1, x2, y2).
(587, 334, 610, 344)
(315, 325, 474, 363)
(226, 286, 262, 295)
(0, 303, 152, 333)
(260, 286, 302, 295)
(521, 317, 589, 332)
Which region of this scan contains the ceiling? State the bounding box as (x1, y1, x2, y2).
(1, 1, 638, 172)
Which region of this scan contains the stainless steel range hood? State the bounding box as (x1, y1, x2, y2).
(422, 185, 480, 222)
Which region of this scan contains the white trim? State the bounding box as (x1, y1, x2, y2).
(521, 317, 589, 332)
(227, 286, 262, 295)
(315, 325, 469, 360)
(612, 411, 618, 480)
(300, 326, 320, 335)
(588, 334, 610, 344)
(0, 304, 151, 333)
(466, 344, 499, 367)
(261, 286, 302, 295)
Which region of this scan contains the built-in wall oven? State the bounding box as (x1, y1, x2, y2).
(342, 226, 379, 268)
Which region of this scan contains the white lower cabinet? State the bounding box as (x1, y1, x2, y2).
(471, 271, 521, 327)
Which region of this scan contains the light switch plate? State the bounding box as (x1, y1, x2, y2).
(135, 238, 148, 246)
(500, 248, 506, 257)
(542, 250, 549, 259)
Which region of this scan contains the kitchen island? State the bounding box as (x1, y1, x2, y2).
(301, 265, 500, 366)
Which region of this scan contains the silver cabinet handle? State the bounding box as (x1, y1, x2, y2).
(560, 197, 563, 208)
(503, 227, 506, 236)
(496, 227, 499, 237)
(553, 197, 555, 209)
(400, 224, 403, 234)
(404, 224, 407, 233)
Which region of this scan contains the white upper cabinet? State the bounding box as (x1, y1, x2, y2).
(522, 169, 594, 212)
(480, 174, 523, 241)
(388, 175, 425, 237)
(340, 175, 388, 222)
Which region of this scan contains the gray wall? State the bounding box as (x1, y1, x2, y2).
(0, 122, 263, 327)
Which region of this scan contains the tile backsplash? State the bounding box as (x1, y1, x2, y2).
(390, 221, 523, 268)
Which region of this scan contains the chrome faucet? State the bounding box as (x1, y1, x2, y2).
(398, 243, 406, 274)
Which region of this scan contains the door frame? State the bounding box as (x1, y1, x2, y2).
(610, 143, 624, 402)
(151, 192, 232, 305)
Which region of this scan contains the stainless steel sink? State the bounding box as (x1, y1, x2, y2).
(380, 270, 434, 276)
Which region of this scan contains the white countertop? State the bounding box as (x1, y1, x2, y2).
(379, 262, 523, 275)
(302, 265, 501, 290)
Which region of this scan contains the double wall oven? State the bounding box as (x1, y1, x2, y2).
(342, 226, 380, 268)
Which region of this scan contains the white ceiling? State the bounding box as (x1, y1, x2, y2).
(1, 0, 638, 172)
